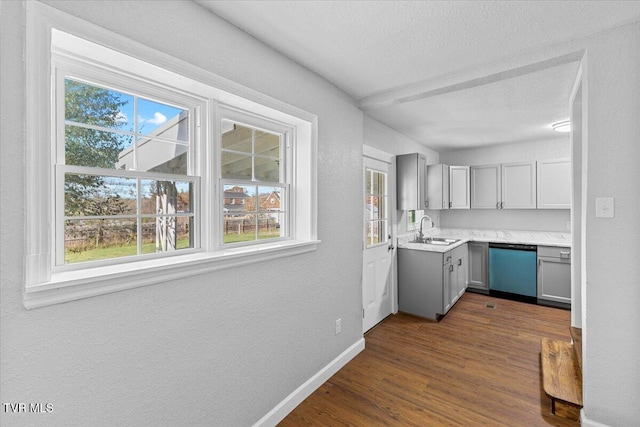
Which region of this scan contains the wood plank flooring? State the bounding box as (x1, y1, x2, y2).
(279, 292, 579, 426)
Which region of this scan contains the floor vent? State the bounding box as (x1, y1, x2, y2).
(485, 302, 497, 309)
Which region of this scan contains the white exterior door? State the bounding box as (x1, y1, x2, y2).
(363, 156, 393, 333)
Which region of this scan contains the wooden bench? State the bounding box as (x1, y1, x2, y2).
(541, 327, 583, 420)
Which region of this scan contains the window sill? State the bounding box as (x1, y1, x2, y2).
(23, 240, 320, 309)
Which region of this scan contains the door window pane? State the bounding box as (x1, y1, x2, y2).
(365, 168, 388, 247)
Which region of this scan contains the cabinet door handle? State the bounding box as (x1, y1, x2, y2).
(449, 265, 454, 272)
(496, 202, 500, 209)
(500, 201, 504, 209)
(458, 259, 462, 266)
(449, 201, 452, 208)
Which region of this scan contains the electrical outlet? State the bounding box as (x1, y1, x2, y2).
(335, 318, 342, 335)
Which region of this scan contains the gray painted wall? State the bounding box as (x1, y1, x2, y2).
(0, 1, 363, 426)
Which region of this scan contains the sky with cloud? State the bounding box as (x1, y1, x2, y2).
(115, 92, 184, 136)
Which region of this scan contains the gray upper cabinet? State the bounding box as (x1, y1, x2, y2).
(427, 164, 450, 210)
(537, 158, 571, 209)
(470, 164, 501, 209)
(471, 161, 537, 209)
(396, 153, 428, 211)
(502, 161, 537, 209)
(449, 166, 470, 209)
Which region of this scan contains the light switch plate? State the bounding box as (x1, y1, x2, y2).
(596, 197, 614, 218)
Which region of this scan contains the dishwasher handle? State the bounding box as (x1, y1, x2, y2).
(489, 243, 537, 251)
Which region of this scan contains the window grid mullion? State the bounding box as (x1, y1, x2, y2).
(63, 120, 190, 148)
(133, 95, 139, 171)
(137, 177, 142, 256)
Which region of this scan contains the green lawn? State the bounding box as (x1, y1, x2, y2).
(65, 239, 190, 264)
(65, 231, 282, 263)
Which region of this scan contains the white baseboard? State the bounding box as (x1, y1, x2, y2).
(581, 409, 611, 427)
(253, 338, 366, 427)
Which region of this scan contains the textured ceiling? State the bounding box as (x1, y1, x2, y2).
(197, 1, 640, 151)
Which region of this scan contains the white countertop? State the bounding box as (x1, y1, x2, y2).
(397, 227, 571, 253)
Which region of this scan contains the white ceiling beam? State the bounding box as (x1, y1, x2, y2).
(358, 51, 584, 112)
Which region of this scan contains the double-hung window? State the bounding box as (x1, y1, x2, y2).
(54, 63, 203, 268)
(24, 12, 317, 309)
(220, 109, 290, 245)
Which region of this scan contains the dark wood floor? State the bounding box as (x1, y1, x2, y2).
(279, 292, 579, 426)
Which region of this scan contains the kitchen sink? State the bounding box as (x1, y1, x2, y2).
(410, 237, 460, 246)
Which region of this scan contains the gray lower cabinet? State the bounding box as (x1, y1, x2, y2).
(398, 244, 468, 320)
(467, 241, 488, 291)
(537, 246, 571, 305)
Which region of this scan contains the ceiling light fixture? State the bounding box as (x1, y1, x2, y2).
(552, 120, 571, 133)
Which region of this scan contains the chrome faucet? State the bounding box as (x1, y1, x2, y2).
(418, 215, 434, 241)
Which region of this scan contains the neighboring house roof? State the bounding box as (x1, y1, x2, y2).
(259, 191, 281, 210)
(224, 190, 251, 199)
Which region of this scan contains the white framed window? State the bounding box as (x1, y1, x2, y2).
(24, 3, 318, 309)
(219, 109, 290, 246)
(53, 61, 203, 270)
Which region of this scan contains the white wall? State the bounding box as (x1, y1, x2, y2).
(0, 1, 363, 426)
(364, 115, 440, 162)
(439, 137, 570, 165)
(363, 115, 440, 234)
(579, 21, 640, 426)
(439, 138, 571, 232)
